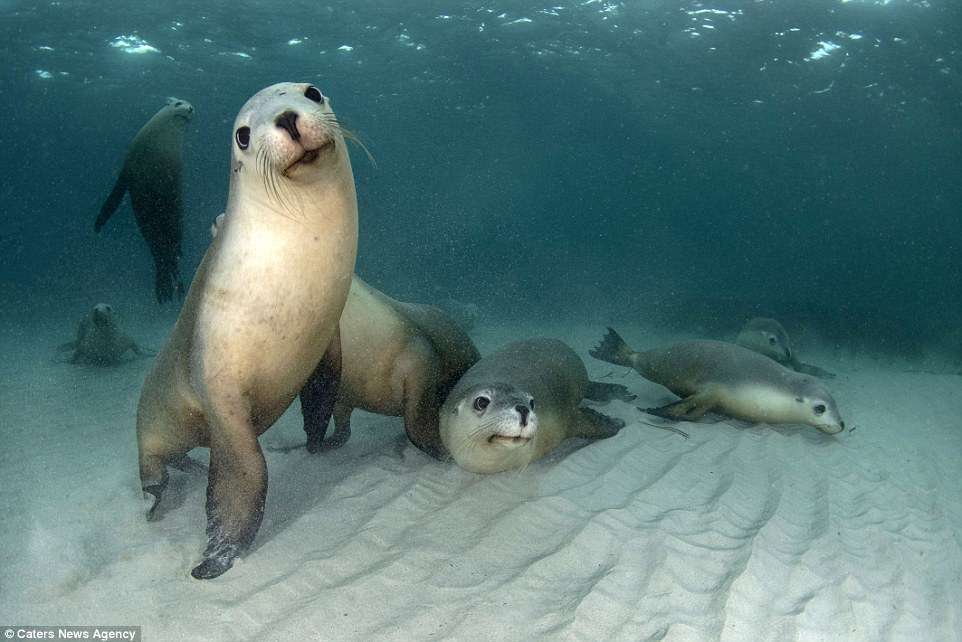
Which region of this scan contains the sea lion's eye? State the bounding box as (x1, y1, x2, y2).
(768, 336, 777, 345)
(235, 127, 251, 150)
(304, 86, 325, 104)
(473, 396, 490, 412)
(813, 404, 826, 415)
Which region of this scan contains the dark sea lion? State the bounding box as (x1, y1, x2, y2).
(439, 338, 635, 474)
(135, 82, 357, 579)
(56, 303, 152, 365)
(95, 97, 193, 303)
(590, 328, 845, 435)
(735, 317, 835, 379)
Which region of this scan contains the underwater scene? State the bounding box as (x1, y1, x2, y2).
(0, 0, 960, 640)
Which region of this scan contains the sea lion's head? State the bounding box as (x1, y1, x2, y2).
(792, 378, 845, 435)
(737, 317, 793, 363)
(230, 82, 348, 191)
(440, 383, 539, 473)
(90, 303, 116, 330)
(164, 97, 194, 123)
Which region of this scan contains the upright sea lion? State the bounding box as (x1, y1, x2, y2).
(439, 338, 635, 474)
(56, 303, 152, 365)
(735, 317, 835, 379)
(95, 97, 194, 303)
(209, 215, 480, 456)
(590, 328, 845, 434)
(136, 82, 357, 579)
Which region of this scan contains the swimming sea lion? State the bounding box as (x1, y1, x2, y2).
(590, 328, 845, 434)
(95, 97, 194, 303)
(136, 82, 357, 579)
(735, 317, 835, 379)
(439, 338, 635, 474)
(56, 303, 152, 365)
(210, 213, 479, 455)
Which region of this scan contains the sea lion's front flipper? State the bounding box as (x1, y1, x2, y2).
(574, 407, 625, 439)
(643, 393, 714, 421)
(192, 423, 267, 580)
(300, 329, 342, 454)
(94, 175, 127, 232)
(584, 381, 637, 402)
(794, 360, 836, 379)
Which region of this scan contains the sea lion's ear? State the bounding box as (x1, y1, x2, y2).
(795, 397, 804, 403)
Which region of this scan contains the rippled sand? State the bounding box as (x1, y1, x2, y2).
(1, 318, 960, 641)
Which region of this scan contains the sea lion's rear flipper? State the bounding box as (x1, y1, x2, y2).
(794, 360, 836, 379)
(584, 381, 637, 402)
(94, 175, 127, 232)
(153, 257, 183, 304)
(643, 393, 714, 421)
(589, 327, 636, 368)
(300, 330, 342, 454)
(574, 407, 625, 439)
(321, 402, 352, 451)
(192, 421, 267, 580)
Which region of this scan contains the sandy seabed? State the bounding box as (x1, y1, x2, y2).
(1, 306, 960, 642)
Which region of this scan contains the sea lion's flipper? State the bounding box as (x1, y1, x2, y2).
(192, 424, 267, 580)
(401, 346, 445, 459)
(301, 330, 342, 454)
(589, 327, 637, 368)
(321, 402, 352, 451)
(584, 381, 637, 402)
(95, 175, 127, 232)
(153, 258, 183, 304)
(643, 394, 714, 421)
(794, 360, 836, 379)
(574, 407, 625, 439)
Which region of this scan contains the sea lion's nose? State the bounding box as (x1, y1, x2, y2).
(516, 405, 529, 426)
(275, 110, 301, 141)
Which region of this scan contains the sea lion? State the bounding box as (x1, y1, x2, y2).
(95, 97, 194, 303)
(56, 303, 152, 365)
(301, 277, 481, 455)
(136, 82, 357, 579)
(439, 338, 635, 474)
(209, 213, 480, 455)
(590, 328, 845, 435)
(735, 317, 835, 379)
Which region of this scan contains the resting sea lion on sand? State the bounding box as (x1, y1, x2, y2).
(56, 303, 152, 365)
(590, 328, 845, 435)
(439, 338, 635, 473)
(735, 317, 835, 379)
(136, 82, 357, 579)
(95, 97, 194, 303)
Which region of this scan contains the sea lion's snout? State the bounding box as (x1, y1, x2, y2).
(275, 110, 301, 141)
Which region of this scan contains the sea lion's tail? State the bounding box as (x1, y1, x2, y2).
(590, 327, 637, 368)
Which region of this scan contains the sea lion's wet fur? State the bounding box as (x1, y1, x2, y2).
(299, 277, 481, 456)
(135, 83, 357, 579)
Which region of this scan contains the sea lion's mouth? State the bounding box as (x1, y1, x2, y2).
(283, 139, 334, 174)
(488, 435, 531, 446)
